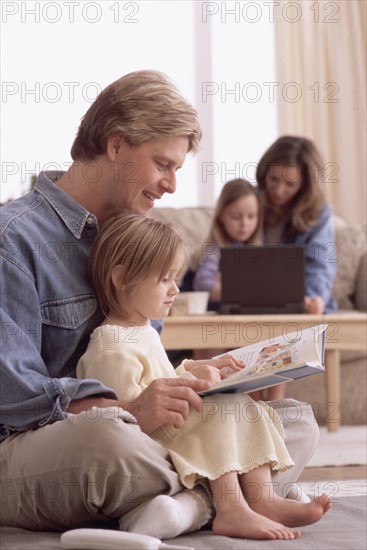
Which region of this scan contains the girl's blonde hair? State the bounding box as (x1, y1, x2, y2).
(71, 70, 202, 161)
(90, 211, 187, 317)
(256, 136, 326, 234)
(208, 179, 262, 245)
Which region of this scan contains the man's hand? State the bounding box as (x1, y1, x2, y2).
(67, 378, 211, 436)
(67, 396, 121, 414)
(123, 377, 211, 434)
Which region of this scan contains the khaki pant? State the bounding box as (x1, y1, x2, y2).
(0, 399, 318, 531)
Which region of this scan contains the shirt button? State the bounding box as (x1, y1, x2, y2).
(86, 216, 94, 225)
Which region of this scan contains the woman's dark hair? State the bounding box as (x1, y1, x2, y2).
(256, 136, 327, 233)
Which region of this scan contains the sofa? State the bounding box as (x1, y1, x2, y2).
(150, 207, 367, 426)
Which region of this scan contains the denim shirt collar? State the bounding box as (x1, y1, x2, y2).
(35, 171, 97, 239)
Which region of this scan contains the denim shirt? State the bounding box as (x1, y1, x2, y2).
(0, 172, 162, 442)
(267, 203, 338, 313)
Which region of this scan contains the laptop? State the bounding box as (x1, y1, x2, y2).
(219, 244, 306, 314)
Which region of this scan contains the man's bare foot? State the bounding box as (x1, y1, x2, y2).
(249, 492, 332, 528)
(212, 503, 301, 540)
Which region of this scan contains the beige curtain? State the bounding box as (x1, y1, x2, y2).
(274, 0, 366, 224)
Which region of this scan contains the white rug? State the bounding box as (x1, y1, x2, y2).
(306, 425, 367, 467)
(299, 479, 367, 498)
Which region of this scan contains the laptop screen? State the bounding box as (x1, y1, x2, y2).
(219, 244, 306, 314)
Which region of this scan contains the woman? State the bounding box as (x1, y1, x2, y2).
(257, 135, 337, 315)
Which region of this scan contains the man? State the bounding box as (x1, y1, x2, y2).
(0, 70, 318, 537)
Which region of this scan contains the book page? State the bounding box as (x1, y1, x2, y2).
(216, 324, 326, 381)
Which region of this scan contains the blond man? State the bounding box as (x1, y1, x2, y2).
(0, 70, 318, 537)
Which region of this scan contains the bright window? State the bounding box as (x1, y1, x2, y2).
(1, 1, 276, 206)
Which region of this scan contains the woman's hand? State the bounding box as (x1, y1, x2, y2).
(304, 295, 325, 314)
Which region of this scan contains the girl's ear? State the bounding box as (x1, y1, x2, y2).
(111, 265, 125, 291)
(106, 134, 125, 162)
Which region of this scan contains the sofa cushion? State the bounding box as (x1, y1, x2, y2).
(354, 251, 367, 311)
(332, 216, 367, 309)
(150, 207, 213, 268)
(150, 207, 213, 242)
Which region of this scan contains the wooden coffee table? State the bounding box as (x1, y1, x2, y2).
(161, 311, 367, 432)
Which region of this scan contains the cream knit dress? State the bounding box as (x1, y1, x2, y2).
(77, 324, 294, 489)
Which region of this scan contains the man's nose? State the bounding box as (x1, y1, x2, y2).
(160, 173, 176, 194)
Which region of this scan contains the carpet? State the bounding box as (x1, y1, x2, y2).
(1, 427, 366, 550)
(306, 425, 367, 468)
(1, 495, 366, 550)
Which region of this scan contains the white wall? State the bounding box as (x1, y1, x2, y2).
(208, 2, 278, 201)
(1, 1, 277, 206)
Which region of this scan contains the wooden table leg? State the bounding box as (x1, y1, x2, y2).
(324, 349, 341, 432)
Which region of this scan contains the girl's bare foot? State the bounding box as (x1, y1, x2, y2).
(212, 503, 301, 540)
(249, 492, 332, 528)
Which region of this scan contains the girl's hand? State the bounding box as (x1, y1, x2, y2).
(184, 354, 245, 379)
(207, 353, 245, 373)
(188, 364, 222, 385)
(209, 272, 222, 302)
(184, 354, 245, 373)
(304, 295, 325, 314)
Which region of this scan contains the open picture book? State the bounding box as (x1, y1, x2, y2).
(200, 324, 327, 396)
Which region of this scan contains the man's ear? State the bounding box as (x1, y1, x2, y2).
(106, 134, 125, 162)
(111, 265, 125, 290)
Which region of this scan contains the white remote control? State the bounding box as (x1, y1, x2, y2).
(60, 528, 194, 550)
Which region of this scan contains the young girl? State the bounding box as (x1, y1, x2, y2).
(77, 211, 331, 541)
(256, 135, 337, 315)
(190, 178, 278, 399)
(193, 178, 262, 305)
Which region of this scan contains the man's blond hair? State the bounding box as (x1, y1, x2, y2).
(71, 70, 202, 160)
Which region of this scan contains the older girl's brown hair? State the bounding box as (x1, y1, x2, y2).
(71, 70, 202, 161)
(209, 179, 263, 245)
(256, 136, 327, 234)
(90, 211, 187, 317)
